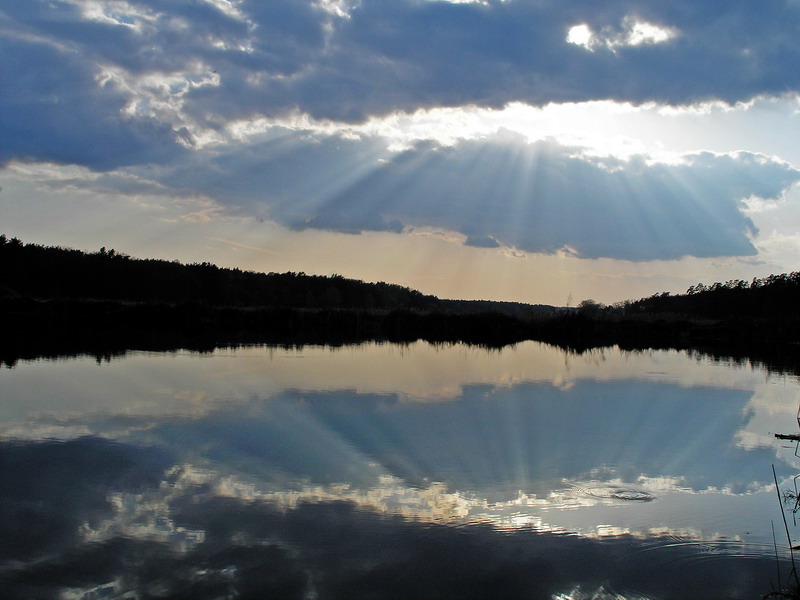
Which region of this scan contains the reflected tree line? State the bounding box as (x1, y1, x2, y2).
(3, 235, 800, 373)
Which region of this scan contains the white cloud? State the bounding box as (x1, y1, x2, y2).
(567, 17, 678, 52)
(59, 0, 158, 31)
(566, 24, 593, 50)
(623, 17, 677, 47)
(199, 0, 248, 22)
(314, 0, 358, 18)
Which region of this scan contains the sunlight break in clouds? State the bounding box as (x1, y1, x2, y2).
(567, 17, 678, 52)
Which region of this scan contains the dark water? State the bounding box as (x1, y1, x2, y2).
(2, 342, 799, 599)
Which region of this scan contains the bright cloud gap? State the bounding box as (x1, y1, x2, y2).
(567, 18, 678, 52)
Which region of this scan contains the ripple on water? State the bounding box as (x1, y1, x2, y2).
(576, 484, 656, 502)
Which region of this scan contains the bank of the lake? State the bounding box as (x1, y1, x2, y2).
(4, 236, 800, 371)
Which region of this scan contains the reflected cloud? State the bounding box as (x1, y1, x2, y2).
(2, 343, 796, 491)
(0, 416, 788, 598)
(67, 457, 770, 553)
(0, 344, 797, 599)
(0, 437, 172, 564)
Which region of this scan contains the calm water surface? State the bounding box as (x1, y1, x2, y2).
(2, 341, 800, 599)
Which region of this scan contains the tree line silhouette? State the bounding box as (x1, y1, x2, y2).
(0, 236, 553, 365)
(0, 235, 438, 310)
(3, 234, 800, 371)
(621, 273, 800, 319)
(526, 272, 800, 371)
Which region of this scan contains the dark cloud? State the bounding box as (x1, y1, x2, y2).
(150, 132, 799, 261)
(185, 0, 800, 122)
(0, 35, 187, 169)
(2, 0, 800, 163)
(465, 234, 501, 248)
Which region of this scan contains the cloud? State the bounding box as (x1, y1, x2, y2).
(125, 131, 799, 261)
(0, 437, 171, 563)
(2, 0, 799, 263)
(109, 381, 768, 496)
(2, 0, 800, 171)
(567, 17, 678, 52)
(179, 0, 800, 123)
(0, 52, 185, 170)
(465, 234, 501, 248)
(0, 397, 782, 599)
(3, 488, 779, 599)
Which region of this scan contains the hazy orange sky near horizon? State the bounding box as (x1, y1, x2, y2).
(2, 0, 800, 306)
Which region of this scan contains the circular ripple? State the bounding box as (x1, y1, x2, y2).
(581, 486, 655, 502)
(608, 488, 655, 501)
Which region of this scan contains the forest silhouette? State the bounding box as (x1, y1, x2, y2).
(3, 235, 800, 372)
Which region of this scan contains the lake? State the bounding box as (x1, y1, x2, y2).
(2, 341, 800, 599)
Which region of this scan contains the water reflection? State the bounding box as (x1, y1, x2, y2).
(1, 342, 799, 598)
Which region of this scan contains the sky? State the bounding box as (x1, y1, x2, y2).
(2, 0, 800, 305)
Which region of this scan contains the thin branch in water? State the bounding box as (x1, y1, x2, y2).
(776, 520, 784, 591)
(774, 463, 800, 589)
